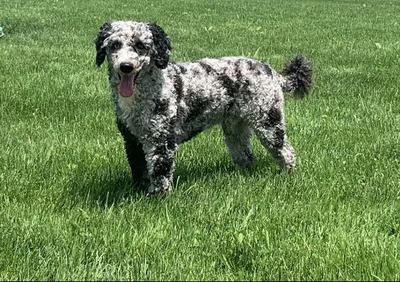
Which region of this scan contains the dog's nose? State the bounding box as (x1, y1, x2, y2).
(120, 62, 134, 74)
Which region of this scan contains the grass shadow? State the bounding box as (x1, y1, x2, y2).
(174, 151, 278, 187)
(65, 145, 277, 208)
(65, 165, 145, 209)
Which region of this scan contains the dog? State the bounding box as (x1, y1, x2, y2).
(94, 20, 312, 194)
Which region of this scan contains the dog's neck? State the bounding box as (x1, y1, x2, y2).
(135, 66, 164, 98)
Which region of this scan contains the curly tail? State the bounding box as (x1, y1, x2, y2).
(280, 54, 313, 99)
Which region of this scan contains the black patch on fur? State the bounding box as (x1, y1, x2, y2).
(247, 60, 272, 77)
(166, 132, 177, 150)
(178, 95, 206, 142)
(236, 60, 251, 87)
(165, 116, 178, 150)
(116, 120, 147, 186)
(94, 21, 113, 67)
(185, 102, 208, 123)
(154, 99, 169, 114)
(152, 120, 175, 152)
(171, 62, 187, 75)
(234, 60, 243, 82)
(265, 107, 282, 128)
(247, 59, 257, 71)
(153, 156, 173, 177)
(192, 68, 201, 76)
(218, 74, 237, 97)
(261, 63, 272, 77)
(173, 74, 184, 101)
(153, 145, 167, 157)
(198, 61, 214, 74)
(273, 127, 285, 148)
(177, 64, 187, 74)
(151, 118, 176, 158)
(176, 105, 186, 122)
(185, 89, 210, 123)
(148, 22, 171, 69)
(198, 60, 240, 97)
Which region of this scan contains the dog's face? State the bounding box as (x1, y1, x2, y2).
(95, 21, 171, 97)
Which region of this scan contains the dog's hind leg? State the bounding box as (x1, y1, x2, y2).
(249, 107, 296, 169)
(222, 118, 256, 168)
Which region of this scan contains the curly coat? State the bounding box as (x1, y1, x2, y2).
(95, 20, 312, 194)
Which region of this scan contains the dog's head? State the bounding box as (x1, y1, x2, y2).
(94, 21, 171, 97)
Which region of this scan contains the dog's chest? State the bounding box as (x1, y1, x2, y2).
(117, 95, 136, 118)
(115, 93, 157, 137)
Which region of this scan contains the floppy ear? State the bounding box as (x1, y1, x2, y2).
(148, 22, 171, 69)
(94, 21, 113, 67)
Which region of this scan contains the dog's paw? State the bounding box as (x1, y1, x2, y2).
(234, 153, 256, 169)
(146, 184, 171, 196)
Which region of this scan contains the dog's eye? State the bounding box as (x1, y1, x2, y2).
(135, 41, 146, 51)
(110, 41, 121, 50)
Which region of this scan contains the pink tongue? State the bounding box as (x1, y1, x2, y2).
(118, 75, 135, 97)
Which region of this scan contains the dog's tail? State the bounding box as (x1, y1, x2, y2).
(280, 54, 313, 99)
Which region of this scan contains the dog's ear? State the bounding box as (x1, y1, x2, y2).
(148, 22, 171, 69)
(94, 21, 113, 67)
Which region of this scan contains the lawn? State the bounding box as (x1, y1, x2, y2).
(1, 0, 400, 280)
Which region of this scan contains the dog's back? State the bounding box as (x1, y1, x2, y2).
(165, 57, 284, 143)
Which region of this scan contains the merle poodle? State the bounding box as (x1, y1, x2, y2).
(94, 20, 313, 194)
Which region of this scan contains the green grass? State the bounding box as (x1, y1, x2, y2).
(1, 0, 400, 280)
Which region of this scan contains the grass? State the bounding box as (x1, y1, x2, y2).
(1, 0, 400, 280)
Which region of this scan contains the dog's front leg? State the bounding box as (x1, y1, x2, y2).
(143, 136, 177, 194)
(116, 120, 148, 188)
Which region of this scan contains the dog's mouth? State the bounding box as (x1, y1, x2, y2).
(118, 73, 139, 98)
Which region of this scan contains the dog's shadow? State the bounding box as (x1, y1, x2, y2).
(66, 151, 275, 208)
(66, 167, 137, 209)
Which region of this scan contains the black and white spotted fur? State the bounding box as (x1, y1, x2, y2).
(95, 20, 313, 194)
